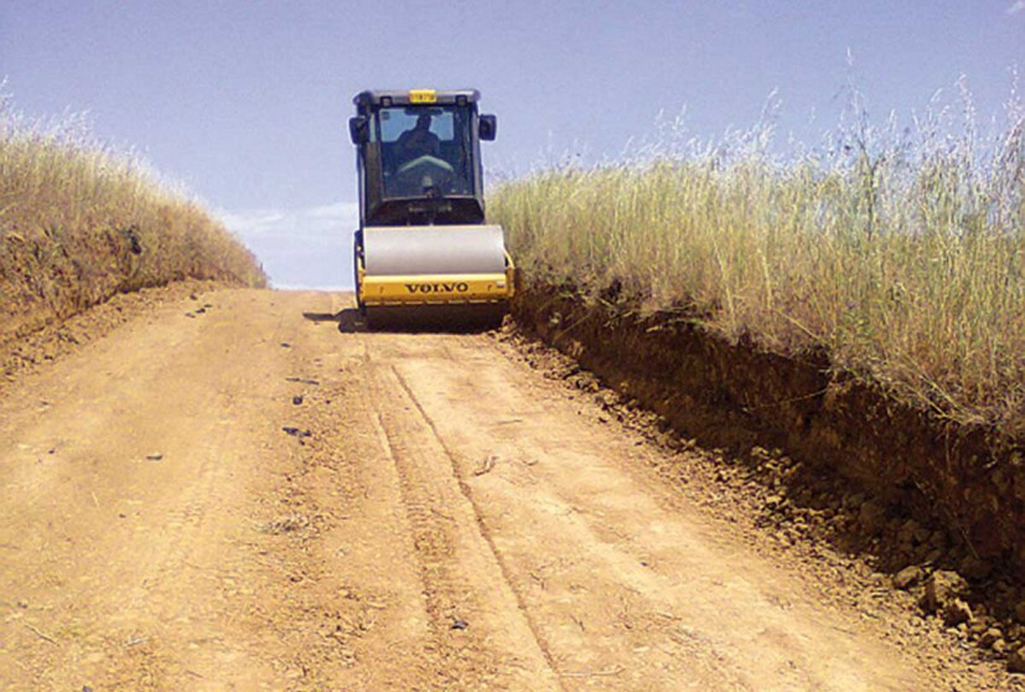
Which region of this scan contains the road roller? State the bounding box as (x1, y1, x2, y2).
(348, 88, 514, 329)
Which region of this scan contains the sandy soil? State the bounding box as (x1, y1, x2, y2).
(0, 288, 1015, 690)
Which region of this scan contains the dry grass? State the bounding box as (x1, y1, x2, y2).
(0, 105, 265, 342)
(491, 86, 1025, 429)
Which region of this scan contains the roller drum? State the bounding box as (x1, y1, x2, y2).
(363, 225, 508, 276)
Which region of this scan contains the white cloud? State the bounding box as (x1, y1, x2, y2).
(218, 210, 286, 236)
(304, 201, 359, 219)
(217, 201, 359, 289)
(219, 202, 359, 240)
(1009, 0, 1025, 14)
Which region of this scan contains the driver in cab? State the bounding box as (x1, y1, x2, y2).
(396, 113, 441, 162)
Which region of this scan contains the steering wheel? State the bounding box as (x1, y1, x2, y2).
(395, 155, 454, 192)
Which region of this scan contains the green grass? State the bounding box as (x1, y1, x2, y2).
(490, 89, 1025, 429)
(0, 103, 265, 341)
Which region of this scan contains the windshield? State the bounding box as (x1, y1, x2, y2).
(373, 105, 475, 198)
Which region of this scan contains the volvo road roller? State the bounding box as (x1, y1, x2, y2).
(348, 88, 514, 329)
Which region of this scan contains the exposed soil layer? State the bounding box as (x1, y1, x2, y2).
(0, 188, 264, 345)
(512, 281, 1025, 662)
(1, 223, 145, 343)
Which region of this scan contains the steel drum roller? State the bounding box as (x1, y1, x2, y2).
(363, 225, 508, 276)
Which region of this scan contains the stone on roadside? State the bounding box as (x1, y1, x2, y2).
(897, 519, 920, 546)
(1014, 599, 1025, 623)
(858, 499, 887, 534)
(942, 598, 973, 627)
(980, 627, 1003, 648)
(1008, 645, 1025, 673)
(893, 565, 923, 590)
(958, 554, 992, 581)
(922, 570, 968, 613)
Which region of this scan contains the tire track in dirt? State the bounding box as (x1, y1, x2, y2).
(384, 331, 951, 690)
(363, 354, 562, 690)
(390, 364, 567, 688)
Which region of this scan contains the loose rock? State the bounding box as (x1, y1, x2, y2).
(980, 627, 1003, 648)
(282, 427, 311, 441)
(1015, 599, 1025, 623)
(942, 598, 973, 627)
(1009, 645, 1025, 673)
(893, 565, 923, 590)
(897, 519, 920, 546)
(923, 570, 968, 613)
(858, 499, 887, 534)
(958, 555, 992, 581)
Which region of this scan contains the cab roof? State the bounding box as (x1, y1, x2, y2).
(353, 89, 481, 108)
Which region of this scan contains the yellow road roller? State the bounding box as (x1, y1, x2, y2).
(348, 89, 514, 329)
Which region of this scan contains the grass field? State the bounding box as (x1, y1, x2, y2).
(491, 90, 1025, 429)
(0, 105, 265, 342)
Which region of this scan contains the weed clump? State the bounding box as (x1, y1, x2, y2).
(491, 81, 1025, 429)
(0, 101, 266, 342)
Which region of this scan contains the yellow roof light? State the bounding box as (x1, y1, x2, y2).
(409, 89, 437, 104)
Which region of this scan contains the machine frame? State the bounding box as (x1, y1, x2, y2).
(348, 89, 513, 325)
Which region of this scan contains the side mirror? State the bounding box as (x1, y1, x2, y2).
(349, 116, 368, 145)
(479, 114, 497, 141)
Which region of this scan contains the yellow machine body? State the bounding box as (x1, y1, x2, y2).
(356, 224, 514, 317)
(357, 264, 515, 306)
(349, 89, 510, 328)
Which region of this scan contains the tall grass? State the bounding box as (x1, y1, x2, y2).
(491, 83, 1025, 428)
(0, 100, 265, 341)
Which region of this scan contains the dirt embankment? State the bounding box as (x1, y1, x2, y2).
(512, 281, 1025, 661)
(0, 116, 266, 347)
(0, 215, 264, 347)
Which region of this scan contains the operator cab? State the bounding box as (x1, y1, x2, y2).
(349, 89, 497, 226)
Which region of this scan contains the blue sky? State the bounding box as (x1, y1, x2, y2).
(2, 1, 1023, 288)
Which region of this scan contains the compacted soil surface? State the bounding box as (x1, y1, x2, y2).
(0, 288, 1017, 690)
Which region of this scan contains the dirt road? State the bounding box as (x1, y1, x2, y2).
(0, 289, 1009, 690)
